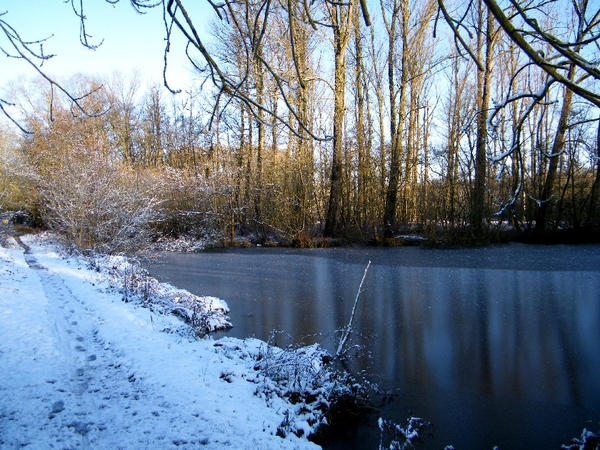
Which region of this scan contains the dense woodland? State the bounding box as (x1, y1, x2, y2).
(1, 0, 599, 252)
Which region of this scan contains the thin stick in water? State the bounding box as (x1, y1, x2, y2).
(336, 260, 371, 358)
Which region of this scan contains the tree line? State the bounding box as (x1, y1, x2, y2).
(1, 0, 599, 251)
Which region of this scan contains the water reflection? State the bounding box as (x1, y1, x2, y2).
(358, 266, 600, 409)
(146, 245, 600, 448)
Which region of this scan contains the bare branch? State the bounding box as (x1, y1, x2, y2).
(0, 99, 32, 134)
(483, 0, 600, 107)
(336, 261, 371, 359)
(70, 0, 104, 49)
(437, 0, 485, 70)
(0, 13, 107, 127)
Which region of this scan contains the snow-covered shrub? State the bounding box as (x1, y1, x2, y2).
(37, 150, 161, 254)
(378, 416, 432, 450)
(249, 261, 374, 442)
(253, 333, 370, 441)
(562, 428, 600, 450)
(0, 128, 39, 221)
(153, 167, 234, 243)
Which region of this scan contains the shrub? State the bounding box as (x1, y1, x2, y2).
(0, 128, 39, 222)
(37, 150, 161, 254)
(253, 332, 370, 441)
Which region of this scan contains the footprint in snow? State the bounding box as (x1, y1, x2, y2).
(48, 400, 65, 419)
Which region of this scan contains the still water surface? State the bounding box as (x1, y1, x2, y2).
(146, 244, 600, 449)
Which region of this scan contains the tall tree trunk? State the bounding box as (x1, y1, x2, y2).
(289, 10, 313, 233)
(382, 0, 404, 238)
(535, 64, 576, 233)
(254, 60, 265, 222)
(471, 4, 494, 239)
(353, 7, 368, 229)
(368, 24, 387, 230)
(422, 103, 430, 225)
(324, 3, 353, 237)
(446, 54, 463, 227)
(244, 109, 253, 226)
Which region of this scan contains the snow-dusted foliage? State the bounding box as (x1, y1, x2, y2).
(37, 150, 161, 254)
(0, 128, 37, 216)
(250, 333, 370, 440)
(149, 234, 207, 252)
(562, 428, 600, 450)
(378, 416, 432, 450)
(88, 252, 232, 335)
(155, 167, 242, 244)
(155, 168, 219, 237)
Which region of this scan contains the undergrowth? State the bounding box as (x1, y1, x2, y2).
(252, 332, 371, 442)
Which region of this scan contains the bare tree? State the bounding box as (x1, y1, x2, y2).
(380, 0, 438, 237)
(483, 0, 600, 107)
(324, 1, 355, 237)
(165, 0, 371, 142)
(437, 0, 600, 235)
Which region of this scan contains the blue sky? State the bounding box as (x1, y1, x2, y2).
(1, 0, 213, 89)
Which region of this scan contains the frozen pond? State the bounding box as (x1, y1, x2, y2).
(145, 243, 600, 449)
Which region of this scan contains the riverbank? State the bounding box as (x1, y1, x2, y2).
(0, 231, 327, 449)
(145, 224, 600, 253)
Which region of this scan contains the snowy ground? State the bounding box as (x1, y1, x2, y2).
(0, 232, 322, 449)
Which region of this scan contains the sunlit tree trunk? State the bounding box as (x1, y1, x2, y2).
(381, 0, 405, 238)
(324, 2, 353, 237)
(368, 24, 388, 232)
(254, 58, 265, 222)
(445, 53, 470, 227)
(353, 7, 368, 230)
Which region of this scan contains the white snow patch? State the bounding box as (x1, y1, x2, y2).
(0, 232, 321, 449)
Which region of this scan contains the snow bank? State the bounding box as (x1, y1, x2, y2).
(0, 232, 331, 449)
(88, 251, 231, 335)
(146, 235, 207, 253)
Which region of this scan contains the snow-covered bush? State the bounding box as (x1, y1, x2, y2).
(253, 333, 370, 441)
(154, 168, 218, 237)
(562, 428, 600, 450)
(0, 127, 39, 220)
(378, 416, 432, 450)
(37, 150, 161, 254)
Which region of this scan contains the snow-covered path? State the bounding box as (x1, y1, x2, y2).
(0, 234, 319, 449)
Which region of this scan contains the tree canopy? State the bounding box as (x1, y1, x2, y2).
(1, 0, 599, 245)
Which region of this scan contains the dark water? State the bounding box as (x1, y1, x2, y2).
(145, 244, 600, 449)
